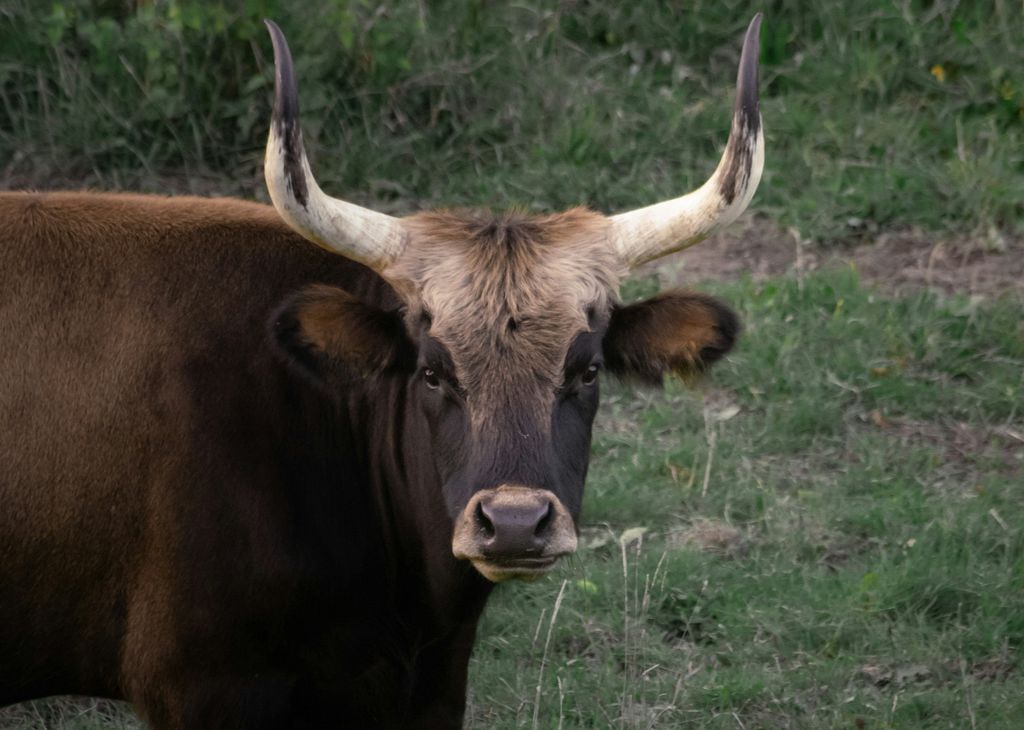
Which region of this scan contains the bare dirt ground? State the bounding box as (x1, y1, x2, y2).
(657, 217, 1024, 298)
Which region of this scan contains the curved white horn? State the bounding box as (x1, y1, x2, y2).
(264, 20, 406, 270)
(610, 14, 765, 267)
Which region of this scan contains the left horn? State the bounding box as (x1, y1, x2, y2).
(610, 13, 764, 267)
(263, 20, 406, 270)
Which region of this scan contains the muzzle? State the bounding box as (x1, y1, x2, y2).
(451, 485, 577, 582)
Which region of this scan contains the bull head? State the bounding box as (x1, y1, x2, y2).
(264, 16, 763, 582)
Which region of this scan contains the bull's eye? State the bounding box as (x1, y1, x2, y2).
(423, 368, 441, 389)
(581, 364, 600, 386)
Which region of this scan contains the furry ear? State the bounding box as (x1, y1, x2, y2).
(270, 284, 414, 384)
(603, 291, 739, 385)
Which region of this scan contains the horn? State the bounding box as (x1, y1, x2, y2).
(263, 20, 406, 270)
(610, 13, 764, 267)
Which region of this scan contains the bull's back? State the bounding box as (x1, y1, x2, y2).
(0, 192, 358, 700)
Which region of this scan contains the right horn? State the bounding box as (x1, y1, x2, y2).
(610, 14, 764, 268)
(263, 20, 407, 271)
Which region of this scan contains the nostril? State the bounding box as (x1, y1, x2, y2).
(534, 500, 553, 537)
(475, 500, 495, 538)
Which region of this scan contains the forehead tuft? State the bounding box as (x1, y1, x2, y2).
(391, 207, 620, 321)
(385, 207, 621, 399)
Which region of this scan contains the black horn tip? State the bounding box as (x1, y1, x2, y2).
(264, 19, 309, 209)
(718, 14, 763, 205)
(735, 13, 762, 127)
(265, 19, 299, 128)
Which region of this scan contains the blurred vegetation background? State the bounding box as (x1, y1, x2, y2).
(1, 0, 1022, 242)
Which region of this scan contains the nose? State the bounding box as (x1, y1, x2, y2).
(452, 485, 578, 581)
(475, 492, 553, 557)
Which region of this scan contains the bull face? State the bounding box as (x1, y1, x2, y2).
(263, 17, 762, 582)
(396, 211, 615, 581)
(272, 214, 739, 581)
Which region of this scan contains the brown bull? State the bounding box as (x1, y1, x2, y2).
(0, 15, 764, 729)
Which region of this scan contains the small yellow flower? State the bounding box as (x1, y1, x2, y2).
(930, 64, 946, 83)
(1000, 81, 1014, 101)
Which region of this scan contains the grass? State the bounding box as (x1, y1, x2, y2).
(1, 1, 1023, 240)
(464, 269, 1024, 729)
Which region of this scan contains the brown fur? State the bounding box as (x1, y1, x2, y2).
(0, 191, 738, 728)
(275, 284, 412, 382)
(604, 291, 740, 384)
(0, 191, 439, 726)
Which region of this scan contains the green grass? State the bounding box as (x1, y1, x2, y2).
(2, 1, 1023, 239)
(464, 269, 1023, 729)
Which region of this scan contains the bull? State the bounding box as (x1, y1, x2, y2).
(0, 15, 764, 729)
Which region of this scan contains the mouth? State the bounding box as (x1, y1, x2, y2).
(470, 556, 559, 582)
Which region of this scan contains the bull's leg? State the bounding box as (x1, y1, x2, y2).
(121, 590, 307, 729)
(129, 673, 304, 730)
(124, 632, 476, 729)
(405, 619, 480, 730)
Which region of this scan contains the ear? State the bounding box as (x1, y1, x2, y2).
(270, 284, 414, 385)
(603, 291, 740, 385)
